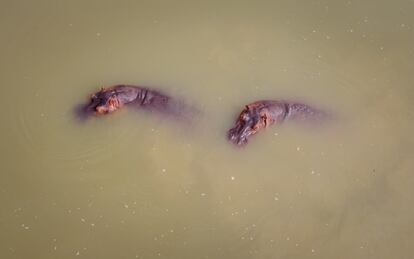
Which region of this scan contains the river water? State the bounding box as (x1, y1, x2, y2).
(1, 0, 414, 258)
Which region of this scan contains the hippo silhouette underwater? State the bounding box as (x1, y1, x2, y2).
(228, 100, 328, 146)
(79, 85, 194, 121)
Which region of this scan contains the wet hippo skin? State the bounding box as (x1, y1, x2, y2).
(228, 100, 327, 146)
(80, 85, 194, 121)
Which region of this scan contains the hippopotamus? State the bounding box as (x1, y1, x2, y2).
(80, 85, 194, 121)
(228, 100, 327, 146)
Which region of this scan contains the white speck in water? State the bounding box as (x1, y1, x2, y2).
(296, 146, 301, 151)
(311, 170, 315, 175)
(401, 23, 406, 27)
(274, 132, 278, 136)
(274, 196, 279, 201)
(53, 246, 57, 250)
(76, 251, 80, 256)
(69, 23, 73, 27)
(80, 218, 85, 222)
(162, 168, 166, 173)
(311, 249, 315, 253)
(326, 35, 331, 40)
(286, 237, 290, 241)
(231, 176, 235, 180)
(90, 223, 95, 227)
(124, 204, 129, 209)
(21, 224, 30, 230)
(201, 193, 207, 197)
(96, 32, 101, 37)
(170, 229, 174, 233)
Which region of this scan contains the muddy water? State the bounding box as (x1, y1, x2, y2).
(1, 0, 414, 258)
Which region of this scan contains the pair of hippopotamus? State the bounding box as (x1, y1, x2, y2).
(82, 85, 328, 146)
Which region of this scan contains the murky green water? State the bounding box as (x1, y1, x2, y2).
(1, 0, 414, 258)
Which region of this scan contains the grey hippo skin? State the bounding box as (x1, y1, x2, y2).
(228, 100, 328, 146)
(81, 85, 194, 121)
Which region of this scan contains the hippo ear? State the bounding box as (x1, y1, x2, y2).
(245, 105, 250, 111)
(100, 87, 106, 92)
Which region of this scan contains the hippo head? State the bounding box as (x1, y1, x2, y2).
(227, 105, 269, 146)
(86, 88, 121, 115)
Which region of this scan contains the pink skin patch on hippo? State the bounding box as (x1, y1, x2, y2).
(95, 96, 121, 114)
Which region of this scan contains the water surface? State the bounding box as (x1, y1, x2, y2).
(1, 0, 414, 258)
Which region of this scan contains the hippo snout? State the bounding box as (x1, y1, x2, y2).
(228, 129, 246, 146)
(227, 123, 254, 146)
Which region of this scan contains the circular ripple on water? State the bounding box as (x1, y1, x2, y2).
(14, 103, 142, 167)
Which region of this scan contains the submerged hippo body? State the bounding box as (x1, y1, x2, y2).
(82, 85, 193, 120)
(228, 100, 327, 146)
